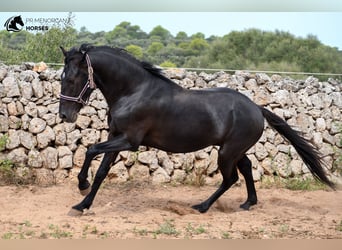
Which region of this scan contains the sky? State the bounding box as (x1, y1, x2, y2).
(1, 12, 342, 50)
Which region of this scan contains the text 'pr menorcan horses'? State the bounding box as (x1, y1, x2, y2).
(59, 44, 334, 216)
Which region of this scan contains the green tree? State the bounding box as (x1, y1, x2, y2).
(147, 41, 164, 55)
(0, 30, 32, 64)
(160, 60, 177, 68)
(105, 26, 128, 43)
(126, 24, 147, 39)
(0, 30, 29, 50)
(189, 38, 209, 53)
(125, 44, 143, 59)
(149, 25, 171, 41)
(175, 31, 188, 42)
(20, 27, 77, 64)
(1, 20, 342, 81)
(92, 31, 107, 45)
(191, 32, 205, 39)
(77, 26, 94, 44)
(203, 37, 245, 69)
(105, 22, 147, 48)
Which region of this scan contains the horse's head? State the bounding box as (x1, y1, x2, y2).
(59, 46, 95, 123)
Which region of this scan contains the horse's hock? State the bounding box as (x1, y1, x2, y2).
(0, 64, 341, 186)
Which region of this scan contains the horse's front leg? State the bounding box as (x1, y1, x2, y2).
(69, 152, 117, 216)
(76, 152, 94, 196)
(68, 134, 134, 216)
(77, 133, 113, 196)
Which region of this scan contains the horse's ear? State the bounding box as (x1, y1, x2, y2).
(60, 46, 67, 57)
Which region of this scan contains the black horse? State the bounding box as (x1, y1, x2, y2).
(59, 44, 334, 216)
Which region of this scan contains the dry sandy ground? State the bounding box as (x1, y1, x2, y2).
(0, 181, 341, 239)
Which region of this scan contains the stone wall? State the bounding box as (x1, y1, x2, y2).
(0, 63, 341, 185)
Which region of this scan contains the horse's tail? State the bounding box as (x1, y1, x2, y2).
(260, 106, 335, 189)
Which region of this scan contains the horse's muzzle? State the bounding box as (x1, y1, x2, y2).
(59, 110, 77, 123)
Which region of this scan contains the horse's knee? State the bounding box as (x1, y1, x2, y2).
(86, 145, 97, 159)
(78, 175, 90, 192)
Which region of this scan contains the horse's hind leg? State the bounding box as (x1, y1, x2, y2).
(192, 167, 238, 213)
(192, 144, 240, 213)
(237, 155, 257, 210)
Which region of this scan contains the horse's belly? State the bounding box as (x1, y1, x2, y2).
(142, 125, 222, 153)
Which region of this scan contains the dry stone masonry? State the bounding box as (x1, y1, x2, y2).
(0, 63, 341, 185)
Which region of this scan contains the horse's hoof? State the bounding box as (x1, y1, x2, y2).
(191, 204, 208, 213)
(239, 200, 257, 211)
(67, 208, 83, 217)
(80, 186, 91, 196)
(239, 203, 250, 211)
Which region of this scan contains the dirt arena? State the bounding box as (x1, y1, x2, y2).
(0, 181, 341, 239)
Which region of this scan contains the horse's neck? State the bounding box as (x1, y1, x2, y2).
(92, 53, 182, 106)
(97, 72, 181, 109)
(94, 72, 142, 107)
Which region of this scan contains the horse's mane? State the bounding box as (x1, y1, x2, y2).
(76, 44, 173, 83)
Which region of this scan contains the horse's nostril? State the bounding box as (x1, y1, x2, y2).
(59, 112, 67, 120)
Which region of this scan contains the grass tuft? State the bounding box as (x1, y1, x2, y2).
(336, 220, 342, 232)
(154, 219, 179, 236)
(260, 175, 328, 191)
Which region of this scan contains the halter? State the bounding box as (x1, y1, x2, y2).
(59, 53, 97, 105)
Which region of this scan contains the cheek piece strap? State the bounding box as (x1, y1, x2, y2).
(59, 54, 96, 105)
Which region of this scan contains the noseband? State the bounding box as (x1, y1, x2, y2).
(59, 53, 97, 105)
